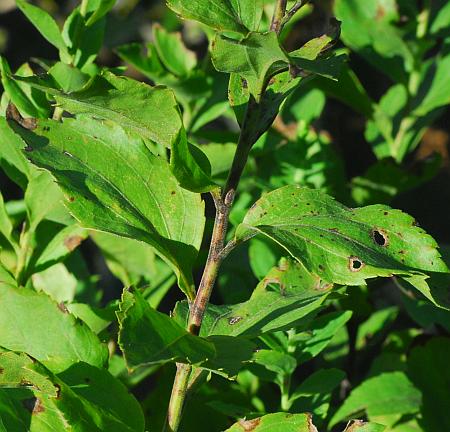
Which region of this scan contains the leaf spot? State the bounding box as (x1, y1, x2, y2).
(349, 256, 364, 272)
(64, 235, 83, 251)
(237, 418, 260, 431)
(24, 145, 33, 152)
(228, 316, 242, 325)
(372, 229, 388, 247)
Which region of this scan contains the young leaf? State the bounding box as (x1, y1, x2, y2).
(225, 412, 317, 432)
(212, 32, 289, 99)
(295, 311, 353, 364)
(167, 0, 263, 35)
(85, 0, 116, 26)
(117, 288, 215, 368)
(152, 24, 197, 77)
(329, 372, 422, 428)
(235, 186, 448, 294)
(13, 71, 183, 148)
(0, 282, 108, 373)
(170, 128, 217, 193)
(16, 0, 67, 54)
(0, 57, 43, 118)
(173, 258, 332, 338)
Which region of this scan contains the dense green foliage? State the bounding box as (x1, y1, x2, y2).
(0, 0, 449, 431)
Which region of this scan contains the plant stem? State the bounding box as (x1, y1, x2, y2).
(271, 0, 288, 33)
(164, 363, 192, 432)
(164, 97, 260, 431)
(280, 1, 309, 31)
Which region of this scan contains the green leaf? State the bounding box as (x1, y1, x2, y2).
(48, 62, 91, 93)
(0, 118, 32, 189)
(0, 282, 108, 373)
(330, 372, 422, 428)
(0, 350, 57, 395)
(235, 186, 448, 289)
(11, 116, 205, 298)
(334, 0, 413, 83)
(212, 32, 288, 99)
(0, 57, 44, 118)
(14, 71, 182, 148)
(356, 306, 398, 350)
(0, 351, 145, 432)
(152, 24, 196, 77)
(407, 337, 450, 432)
(250, 350, 297, 383)
(295, 311, 353, 363)
(62, 7, 105, 69)
(173, 258, 332, 338)
(167, 0, 263, 35)
(344, 421, 387, 432)
(31, 224, 87, 274)
(16, 0, 67, 54)
(170, 128, 217, 193)
(0, 192, 16, 252)
(24, 172, 67, 232)
(289, 368, 345, 418)
(225, 412, 316, 432)
(117, 288, 215, 368)
(86, 0, 116, 26)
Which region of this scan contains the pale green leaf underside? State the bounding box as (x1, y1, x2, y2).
(11, 116, 205, 297)
(236, 186, 448, 288)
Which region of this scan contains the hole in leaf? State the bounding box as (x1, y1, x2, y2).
(349, 256, 364, 272)
(372, 229, 388, 247)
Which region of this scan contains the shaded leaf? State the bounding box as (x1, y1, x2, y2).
(330, 372, 422, 428)
(12, 116, 205, 297)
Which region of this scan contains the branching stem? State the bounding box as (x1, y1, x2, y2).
(280, 1, 309, 31)
(164, 93, 259, 431)
(271, 0, 288, 33)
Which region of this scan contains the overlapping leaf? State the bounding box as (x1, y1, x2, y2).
(0, 350, 144, 432)
(173, 258, 332, 338)
(10, 116, 205, 297)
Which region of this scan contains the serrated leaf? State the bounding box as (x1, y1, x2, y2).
(16, 0, 67, 54)
(212, 32, 288, 99)
(225, 412, 317, 432)
(0, 351, 144, 432)
(11, 116, 205, 298)
(330, 372, 422, 428)
(235, 186, 448, 292)
(0, 282, 108, 373)
(117, 288, 215, 368)
(167, 0, 263, 35)
(13, 71, 182, 148)
(173, 258, 332, 338)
